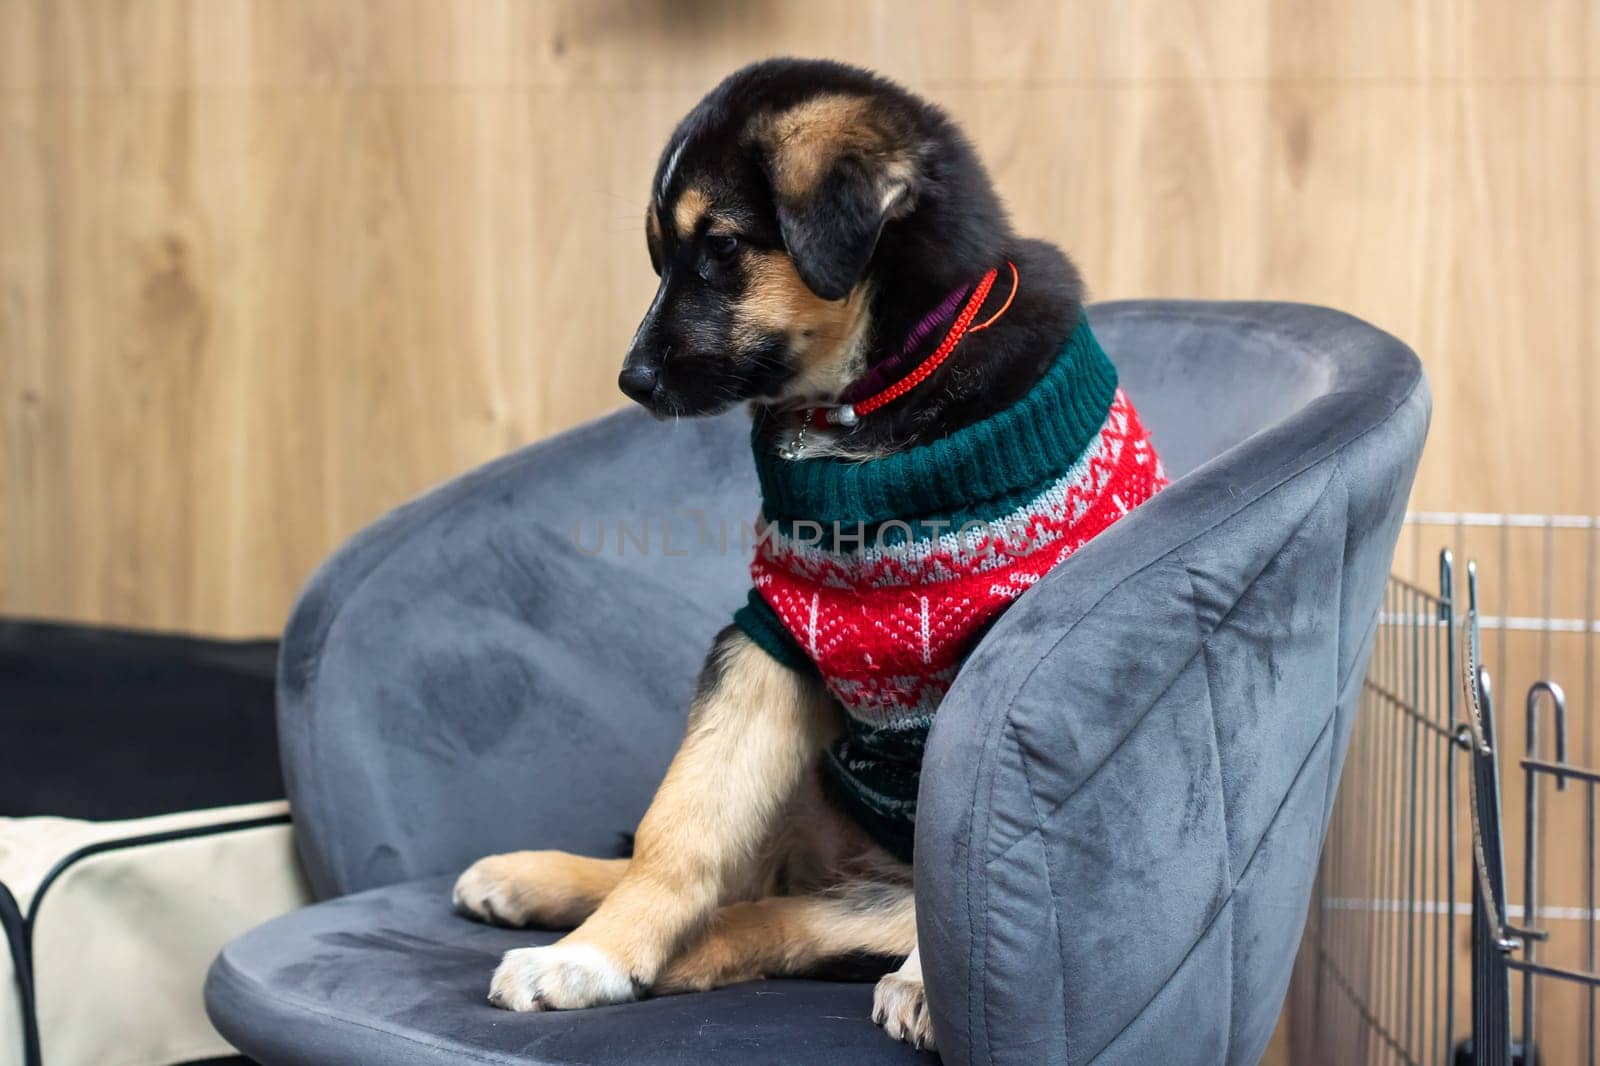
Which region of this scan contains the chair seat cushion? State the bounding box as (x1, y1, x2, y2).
(206, 876, 933, 1065)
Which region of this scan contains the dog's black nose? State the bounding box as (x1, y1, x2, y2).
(618, 364, 659, 404)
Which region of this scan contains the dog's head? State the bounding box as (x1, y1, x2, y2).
(619, 59, 1006, 417)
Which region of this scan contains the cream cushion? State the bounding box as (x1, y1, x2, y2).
(1, 801, 311, 1066)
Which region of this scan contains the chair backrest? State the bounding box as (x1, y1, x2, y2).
(915, 301, 1429, 1065)
(1097, 301, 1339, 481)
(276, 406, 756, 897)
(277, 300, 1419, 901)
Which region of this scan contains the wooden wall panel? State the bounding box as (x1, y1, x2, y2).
(1, 1, 1596, 635)
(1, 4, 1595, 1063)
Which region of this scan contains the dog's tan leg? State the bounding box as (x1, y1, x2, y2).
(488, 628, 837, 1012)
(453, 852, 627, 929)
(873, 944, 935, 1051)
(653, 882, 915, 994)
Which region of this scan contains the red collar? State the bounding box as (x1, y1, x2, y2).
(796, 261, 1018, 432)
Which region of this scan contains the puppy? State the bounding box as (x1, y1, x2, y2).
(454, 58, 1167, 1052)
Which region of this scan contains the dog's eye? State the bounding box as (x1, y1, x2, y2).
(706, 235, 740, 260)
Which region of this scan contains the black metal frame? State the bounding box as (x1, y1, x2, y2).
(1297, 542, 1599, 1065)
(1460, 558, 1600, 1065)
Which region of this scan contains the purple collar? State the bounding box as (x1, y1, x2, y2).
(839, 283, 972, 405)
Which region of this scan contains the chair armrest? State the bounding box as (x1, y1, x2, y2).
(914, 345, 1428, 1064)
(277, 407, 757, 898)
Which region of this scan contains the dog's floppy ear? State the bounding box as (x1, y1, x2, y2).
(752, 94, 918, 301)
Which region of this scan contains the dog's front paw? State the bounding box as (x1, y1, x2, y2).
(488, 943, 639, 1012)
(453, 854, 541, 927)
(873, 970, 936, 1051)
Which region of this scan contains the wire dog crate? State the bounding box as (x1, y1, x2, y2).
(1289, 514, 1600, 1065)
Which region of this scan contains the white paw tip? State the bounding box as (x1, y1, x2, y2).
(873, 972, 936, 1052)
(488, 943, 638, 1012)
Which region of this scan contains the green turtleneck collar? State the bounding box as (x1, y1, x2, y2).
(751, 316, 1119, 529)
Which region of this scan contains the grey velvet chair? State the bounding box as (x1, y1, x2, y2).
(204, 301, 1429, 1065)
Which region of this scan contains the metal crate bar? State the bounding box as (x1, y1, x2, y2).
(1299, 549, 1459, 1064)
(1294, 511, 1600, 1064)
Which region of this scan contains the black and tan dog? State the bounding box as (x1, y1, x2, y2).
(453, 58, 1110, 1052)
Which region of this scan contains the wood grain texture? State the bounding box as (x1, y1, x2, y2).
(1, 4, 1595, 1061)
(2, 1, 1595, 634)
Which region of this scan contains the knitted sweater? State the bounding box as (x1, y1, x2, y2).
(733, 318, 1167, 860)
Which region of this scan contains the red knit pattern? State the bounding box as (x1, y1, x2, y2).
(751, 391, 1168, 724)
